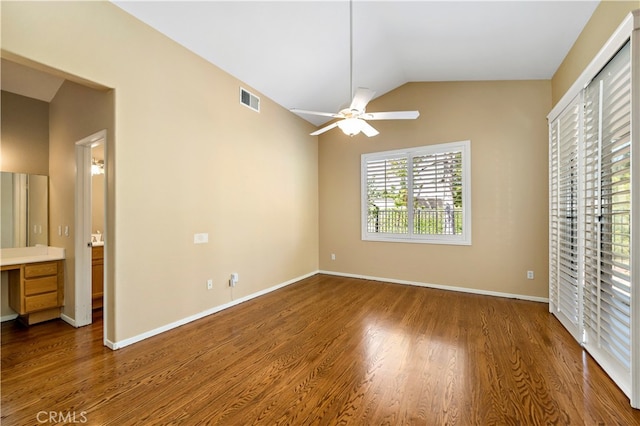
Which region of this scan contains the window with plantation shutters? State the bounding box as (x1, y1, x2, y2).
(582, 41, 632, 393)
(548, 14, 637, 407)
(361, 141, 471, 245)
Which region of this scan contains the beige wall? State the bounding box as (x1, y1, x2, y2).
(92, 145, 105, 234)
(0, 91, 49, 175)
(319, 81, 551, 299)
(92, 173, 105, 234)
(0, 91, 49, 318)
(551, 1, 638, 106)
(2, 1, 318, 343)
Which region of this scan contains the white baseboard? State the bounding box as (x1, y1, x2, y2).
(319, 270, 549, 304)
(77, 269, 547, 350)
(110, 270, 319, 350)
(2, 312, 79, 325)
(60, 313, 77, 327)
(1, 314, 18, 322)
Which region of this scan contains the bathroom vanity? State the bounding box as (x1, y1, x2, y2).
(92, 243, 104, 309)
(1, 247, 65, 325)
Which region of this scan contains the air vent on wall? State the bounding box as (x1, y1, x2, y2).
(240, 87, 260, 112)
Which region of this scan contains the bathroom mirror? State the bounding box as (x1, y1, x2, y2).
(0, 172, 48, 248)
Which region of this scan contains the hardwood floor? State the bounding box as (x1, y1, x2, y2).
(2, 274, 639, 425)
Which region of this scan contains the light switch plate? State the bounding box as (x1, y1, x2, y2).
(194, 233, 208, 244)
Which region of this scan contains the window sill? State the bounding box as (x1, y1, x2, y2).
(362, 235, 472, 246)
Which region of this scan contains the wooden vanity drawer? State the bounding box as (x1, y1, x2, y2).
(92, 245, 104, 261)
(25, 292, 58, 312)
(25, 276, 58, 296)
(25, 262, 58, 278)
(6, 259, 64, 323)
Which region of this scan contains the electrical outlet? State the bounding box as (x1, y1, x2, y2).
(527, 271, 534, 280)
(230, 273, 238, 287)
(207, 279, 213, 290)
(331, 253, 336, 261)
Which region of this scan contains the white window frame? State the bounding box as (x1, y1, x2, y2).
(361, 140, 471, 245)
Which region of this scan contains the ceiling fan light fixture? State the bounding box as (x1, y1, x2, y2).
(338, 117, 362, 136)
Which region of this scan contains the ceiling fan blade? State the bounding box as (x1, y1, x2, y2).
(310, 121, 340, 136)
(349, 88, 376, 112)
(364, 111, 420, 120)
(291, 109, 342, 118)
(360, 121, 379, 137)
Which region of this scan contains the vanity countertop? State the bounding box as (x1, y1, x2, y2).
(0, 246, 66, 267)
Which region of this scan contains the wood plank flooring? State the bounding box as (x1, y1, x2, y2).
(2, 274, 640, 425)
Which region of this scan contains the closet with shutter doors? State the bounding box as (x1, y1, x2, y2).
(548, 10, 639, 408)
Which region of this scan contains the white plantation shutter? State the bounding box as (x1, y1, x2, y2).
(549, 112, 560, 316)
(548, 11, 639, 408)
(549, 20, 637, 406)
(412, 152, 462, 236)
(365, 156, 409, 234)
(582, 42, 632, 393)
(549, 95, 582, 340)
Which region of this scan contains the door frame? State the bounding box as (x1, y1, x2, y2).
(74, 130, 107, 335)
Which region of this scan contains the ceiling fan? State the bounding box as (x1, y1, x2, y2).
(291, 88, 419, 137)
(290, 1, 419, 137)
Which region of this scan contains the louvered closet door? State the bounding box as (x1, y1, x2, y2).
(549, 95, 582, 341)
(582, 41, 632, 394)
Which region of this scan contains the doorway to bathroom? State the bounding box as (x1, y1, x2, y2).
(75, 130, 107, 335)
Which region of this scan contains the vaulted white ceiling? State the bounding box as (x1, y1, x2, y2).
(112, 1, 599, 125)
(3, 1, 601, 127)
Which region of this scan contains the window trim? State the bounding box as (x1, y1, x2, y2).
(361, 140, 471, 245)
